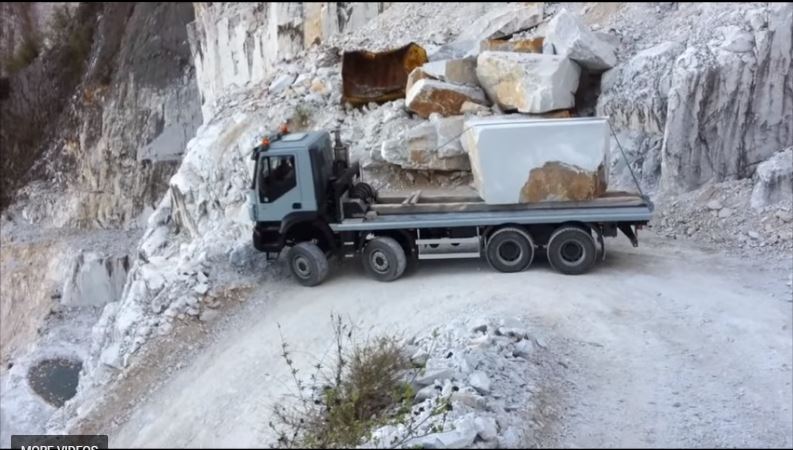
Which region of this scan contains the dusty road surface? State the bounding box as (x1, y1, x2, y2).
(105, 233, 792, 448)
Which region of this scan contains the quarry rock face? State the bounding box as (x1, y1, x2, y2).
(476, 51, 581, 114)
(661, 2, 793, 192)
(405, 79, 489, 118)
(72, 2, 202, 228)
(544, 9, 617, 72)
(462, 117, 609, 204)
(188, 2, 386, 121)
(1, 3, 202, 226)
(62, 252, 129, 307)
(597, 41, 684, 193)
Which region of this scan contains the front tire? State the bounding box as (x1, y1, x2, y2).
(485, 227, 535, 273)
(546, 226, 596, 275)
(362, 237, 407, 282)
(288, 242, 329, 286)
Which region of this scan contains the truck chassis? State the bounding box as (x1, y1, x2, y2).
(257, 186, 652, 286)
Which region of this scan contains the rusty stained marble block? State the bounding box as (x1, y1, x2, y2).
(405, 79, 490, 118)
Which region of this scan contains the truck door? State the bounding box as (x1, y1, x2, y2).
(256, 153, 303, 220)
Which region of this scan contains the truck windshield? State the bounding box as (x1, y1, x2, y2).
(259, 155, 296, 203)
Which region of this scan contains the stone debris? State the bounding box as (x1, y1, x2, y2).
(544, 9, 617, 71)
(198, 309, 220, 323)
(410, 349, 430, 367)
(414, 368, 457, 388)
(193, 283, 209, 295)
(459, 101, 491, 115)
(513, 339, 534, 359)
(421, 58, 479, 86)
(707, 199, 723, 210)
(268, 74, 296, 95)
(469, 371, 491, 394)
(661, 2, 793, 192)
(361, 317, 550, 449)
(381, 115, 470, 171)
(751, 148, 793, 210)
(652, 176, 793, 256)
(476, 51, 581, 114)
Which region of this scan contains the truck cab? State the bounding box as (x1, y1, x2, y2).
(248, 129, 364, 256)
(249, 131, 330, 218)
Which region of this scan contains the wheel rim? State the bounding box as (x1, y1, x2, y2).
(560, 241, 585, 265)
(293, 255, 312, 278)
(370, 250, 390, 274)
(498, 240, 523, 265)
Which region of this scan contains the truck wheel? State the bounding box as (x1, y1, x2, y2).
(287, 242, 329, 287)
(547, 226, 596, 275)
(485, 227, 535, 273)
(362, 237, 406, 282)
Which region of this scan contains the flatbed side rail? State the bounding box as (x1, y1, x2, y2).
(330, 205, 653, 232)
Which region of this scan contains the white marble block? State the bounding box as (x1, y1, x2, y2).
(461, 117, 611, 204)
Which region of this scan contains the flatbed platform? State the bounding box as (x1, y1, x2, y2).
(331, 187, 653, 232)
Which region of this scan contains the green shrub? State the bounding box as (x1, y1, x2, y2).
(270, 315, 417, 448)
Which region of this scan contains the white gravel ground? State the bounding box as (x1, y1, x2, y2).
(99, 232, 792, 448)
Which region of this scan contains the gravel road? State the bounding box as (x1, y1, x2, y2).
(107, 233, 792, 448)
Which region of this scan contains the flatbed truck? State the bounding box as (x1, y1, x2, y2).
(247, 127, 653, 286)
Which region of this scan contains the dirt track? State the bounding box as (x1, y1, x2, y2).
(104, 233, 792, 448)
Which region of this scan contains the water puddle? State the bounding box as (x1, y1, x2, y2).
(27, 358, 82, 407)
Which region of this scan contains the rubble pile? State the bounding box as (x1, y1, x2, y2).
(355, 5, 618, 195)
(651, 150, 793, 257)
(362, 317, 552, 449)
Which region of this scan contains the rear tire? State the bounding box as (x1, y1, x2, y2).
(547, 226, 596, 275)
(362, 237, 407, 282)
(288, 242, 329, 287)
(485, 227, 535, 273)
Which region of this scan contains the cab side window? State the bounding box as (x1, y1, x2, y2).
(259, 155, 296, 202)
